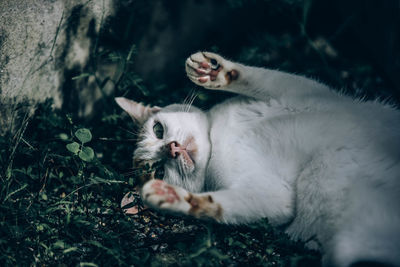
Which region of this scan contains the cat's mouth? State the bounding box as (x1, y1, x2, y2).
(177, 151, 196, 175)
(170, 137, 197, 172)
(181, 149, 195, 166)
(183, 136, 197, 164)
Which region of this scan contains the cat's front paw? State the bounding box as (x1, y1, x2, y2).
(141, 179, 223, 221)
(185, 52, 239, 89)
(141, 179, 191, 214)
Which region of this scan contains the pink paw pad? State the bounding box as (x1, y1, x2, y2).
(200, 62, 210, 68)
(198, 76, 208, 83)
(196, 62, 222, 82)
(151, 180, 180, 203)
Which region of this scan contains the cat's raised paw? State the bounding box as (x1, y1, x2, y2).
(185, 52, 239, 89)
(141, 179, 191, 214)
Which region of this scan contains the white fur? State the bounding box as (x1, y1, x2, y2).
(117, 52, 400, 267)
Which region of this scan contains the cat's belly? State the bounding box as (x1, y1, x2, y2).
(205, 96, 299, 190)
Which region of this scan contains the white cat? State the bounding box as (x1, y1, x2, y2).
(116, 52, 400, 267)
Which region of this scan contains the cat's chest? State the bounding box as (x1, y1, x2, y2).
(205, 97, 290, 188)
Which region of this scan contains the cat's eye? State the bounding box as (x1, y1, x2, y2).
(154, 166, 165, 179)
(153, 122, 164, 139)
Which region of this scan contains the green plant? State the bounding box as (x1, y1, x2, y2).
(66, 128, 95, 162)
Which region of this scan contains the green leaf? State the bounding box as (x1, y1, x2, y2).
(58, 133, 69, 141)
(66, 142, 80, 154)
(75, 128, 92, 143)
(79, 146, 94, 162)
(41, 193, 48, 201)
(6, 166, 11, 179)
(266, 248, 274, 254)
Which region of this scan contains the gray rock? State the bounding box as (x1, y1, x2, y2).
(0, 0, 117, 135)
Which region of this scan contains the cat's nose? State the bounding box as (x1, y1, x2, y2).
(168, 141, 181, 158)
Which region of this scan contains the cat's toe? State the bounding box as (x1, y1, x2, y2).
(141, 179, 191, 214)
(185, 51, 233, 89)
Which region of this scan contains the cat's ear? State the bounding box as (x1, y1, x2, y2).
(115, 97, 161, 125)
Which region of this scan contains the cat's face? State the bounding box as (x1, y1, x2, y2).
(116, 97, 210, 192)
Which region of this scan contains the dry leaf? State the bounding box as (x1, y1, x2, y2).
(121, 191, 140, 214)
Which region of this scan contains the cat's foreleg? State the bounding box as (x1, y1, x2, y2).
(141, 179, 293, 225)
(186, 52, 331, 102)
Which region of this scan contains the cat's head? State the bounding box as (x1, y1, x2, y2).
(115, 97, 210, 192)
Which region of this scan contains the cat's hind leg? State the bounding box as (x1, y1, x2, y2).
(185, 52, 239, 89)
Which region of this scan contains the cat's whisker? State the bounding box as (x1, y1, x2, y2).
(182, 89, 194, 105)
(122, 167, 155, 176)
(181, 89, 195, 111)
(182, 89, 198, 112)
(118, 126, 140, 137)
(98, 137, 136, 143)
(122, 172, 136, 177)
(185, 91, 198, 113)
(185, 94, 193, 112)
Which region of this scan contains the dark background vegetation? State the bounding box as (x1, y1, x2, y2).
(1, 0, 399, 266)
